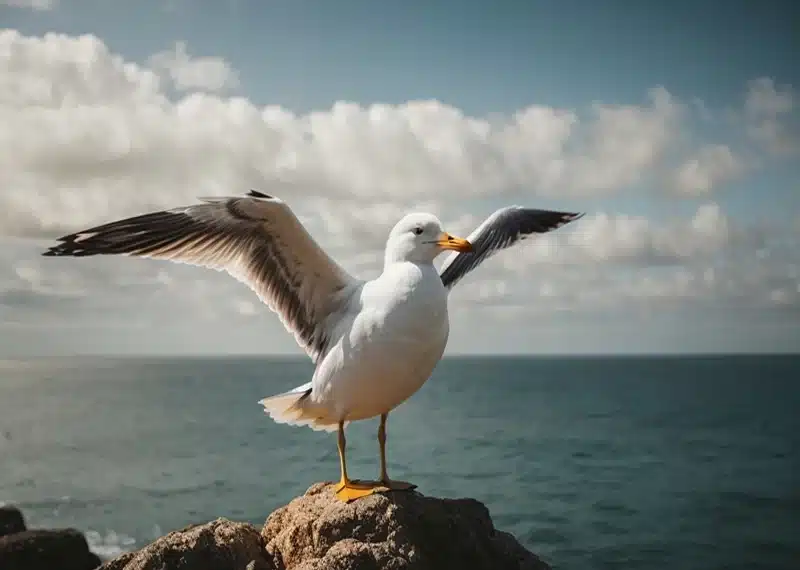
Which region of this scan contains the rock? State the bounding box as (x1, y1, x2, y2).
(0, 505, 26, 538)
(99, 518, 273, 570)
(262, 482, 550, 570)
(101, 482, 551, 570)
(0, 528, 102, 570)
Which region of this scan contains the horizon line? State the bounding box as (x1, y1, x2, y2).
(1, 351, 798, 361)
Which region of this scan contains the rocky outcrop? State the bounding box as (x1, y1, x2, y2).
(101, 482, 550, 570)
(0, 527, 102, 570)
(262, 482, 549, 570)
(0, 506, 26, 538)
(100, 518, 271, 570)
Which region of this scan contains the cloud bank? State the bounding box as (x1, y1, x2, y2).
(0, 29, 797, 355)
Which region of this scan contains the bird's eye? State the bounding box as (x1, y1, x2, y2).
(412, 227, 423, 235)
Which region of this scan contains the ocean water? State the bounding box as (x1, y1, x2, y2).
(0, 355, 798, 570)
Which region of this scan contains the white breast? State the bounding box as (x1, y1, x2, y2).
(310, 262, 449, 422)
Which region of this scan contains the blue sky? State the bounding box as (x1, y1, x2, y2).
(5, 0, 797, 111)
(0, 0, 798, 355)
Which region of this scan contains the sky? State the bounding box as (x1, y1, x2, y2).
(0, 0, 799, 356)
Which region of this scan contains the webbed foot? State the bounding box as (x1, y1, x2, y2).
(334, 479, 383, 502)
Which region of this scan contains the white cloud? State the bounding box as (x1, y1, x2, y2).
(673, 144, 744, 194)
(233, 299, 258, 317)
(148, 41, 240, 93)
(11, 262, 84, 297)
(496, 202, 731, 269)
(453, 243, 800, 321)
(745, 77, 794, 119)
(0, 29, 797, 355)
(744, 77, 797, 154)
(3, 29, 788, 250)
(0, 30, 693, 239)
(0, 0, 55, 10)
(443, 201, 799, 321)
(563, 87, 681, 194)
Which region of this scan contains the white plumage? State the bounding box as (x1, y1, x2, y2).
(262, 249, 451, 432)
(44, 189, 583, 500)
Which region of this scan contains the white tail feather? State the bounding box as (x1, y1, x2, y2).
(258, 383, 338, 432)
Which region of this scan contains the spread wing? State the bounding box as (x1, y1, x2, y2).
(439, 206, 584, 289)
(43, 190, 358, 362)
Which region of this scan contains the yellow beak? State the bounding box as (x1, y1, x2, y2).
(436, 232, 473, 252)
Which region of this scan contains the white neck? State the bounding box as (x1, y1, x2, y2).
(384, 242, 436, 268)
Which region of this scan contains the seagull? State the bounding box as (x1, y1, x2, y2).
(43, 190, 583, 502)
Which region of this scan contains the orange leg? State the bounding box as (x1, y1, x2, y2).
(334, 420, 382, 502)
(378, 413, 416, 491)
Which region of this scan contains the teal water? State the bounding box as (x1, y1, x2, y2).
(0, 355, 798, 569)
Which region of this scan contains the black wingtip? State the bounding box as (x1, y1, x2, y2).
(41, 229, 108, 258)
(247, 189, 273, 199)
(42, 241, 66, 256)
(41, 242, 85, 257)
(41, 246, 68, 257)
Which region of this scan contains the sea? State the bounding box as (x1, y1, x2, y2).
(0, 354, 798, 570)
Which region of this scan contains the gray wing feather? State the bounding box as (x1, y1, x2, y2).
(439, 206, 584, 290)
(43, 190, 356, 362)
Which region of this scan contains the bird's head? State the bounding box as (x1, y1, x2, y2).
(384, 212, 472, 266)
